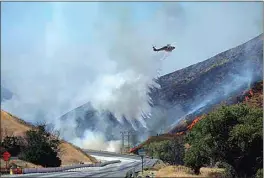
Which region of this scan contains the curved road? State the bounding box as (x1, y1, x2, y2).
(2, 151, 158, 177)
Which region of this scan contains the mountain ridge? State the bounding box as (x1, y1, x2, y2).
(158, 34, 263, 88)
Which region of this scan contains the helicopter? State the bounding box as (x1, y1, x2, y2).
(152, 44, 175, 52)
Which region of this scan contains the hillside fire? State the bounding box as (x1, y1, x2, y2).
(249, 89, 253, 96)
(129, 81, 263, 155)
(244, 89, 254, 102)
(186, 116, 204, 130)
(129, 115, 205, 154)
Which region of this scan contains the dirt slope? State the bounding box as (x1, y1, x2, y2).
(0, 110, 97, 165)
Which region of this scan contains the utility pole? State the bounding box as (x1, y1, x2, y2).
(127, 132, 130, 149)
(120, 131, 125, 153)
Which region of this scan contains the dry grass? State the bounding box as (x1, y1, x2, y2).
(138, 165, 226, 178)
(58, 141, 98, 165)
(1, 110, 98, 166)
(200, 167, 226, 178)
(155, 165, 201, 177)
(152, 160, 167, 170)
(1, 111, 30, 137)
(138, 165, 200, 177)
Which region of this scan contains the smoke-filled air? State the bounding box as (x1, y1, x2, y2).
(1, 2, 263, 152)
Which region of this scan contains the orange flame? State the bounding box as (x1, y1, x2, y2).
(249, 89, 253, 96)
(187, 116, 203, 130)
(129, 116, 205, 153)
(243, 89, 254, 102)
(245, 96, 249, 101)
(176, 131, 185, 136)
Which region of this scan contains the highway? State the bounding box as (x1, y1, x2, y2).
(2, 151, 158, 177)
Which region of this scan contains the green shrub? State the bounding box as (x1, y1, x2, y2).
(184, 104, 263, 177)
(144, 137, 184, 165)
(1, 136, 24, 156)
(215, 161, 237, 178)
(19, 124, 61, 167)
(255, 169, 263, 178)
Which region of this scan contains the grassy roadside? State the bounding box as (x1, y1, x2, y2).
(136, 162, 226, 178)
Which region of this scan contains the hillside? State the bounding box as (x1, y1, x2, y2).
(130, 80, 263, 153)
(150, 33, 263, 128)
(59, 34, 263, 147)
(0, 110, 98, 165)
(153, 34, 262, 104)
(169, 80, 263, 134)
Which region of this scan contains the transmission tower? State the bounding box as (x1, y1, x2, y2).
(120, 130, 135, 153)
(120, 131, 125, 153)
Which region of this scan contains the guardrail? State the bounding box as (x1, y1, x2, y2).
(22, 160, 121, 174)
(83, 149, 138, 156)
(84, 149, 141, 159)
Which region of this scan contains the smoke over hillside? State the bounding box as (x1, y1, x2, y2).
(1, 2, 262, 152)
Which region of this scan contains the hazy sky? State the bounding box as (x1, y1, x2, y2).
(1, 1, 263, 133)
(2, 2, 262, 75)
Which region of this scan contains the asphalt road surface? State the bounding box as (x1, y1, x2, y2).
(2, 151, 158, 177)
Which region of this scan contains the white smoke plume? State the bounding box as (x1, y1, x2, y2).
(72, 130, 121, 152)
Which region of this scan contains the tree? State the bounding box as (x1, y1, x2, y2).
(19, 124, 61, 167)
(183, 143, 210, 174)
(144, 137, 185, 165)
(1, 136, 24, 156)
(184, 104, 263, 177)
